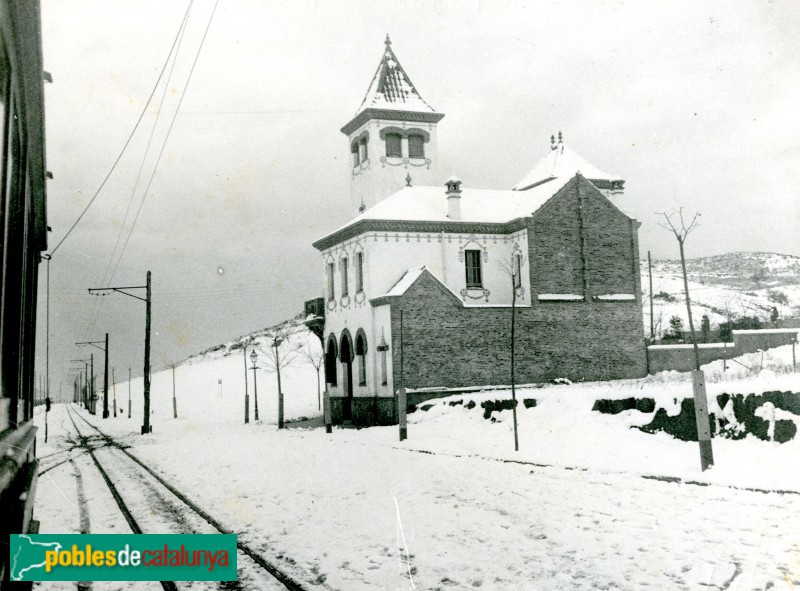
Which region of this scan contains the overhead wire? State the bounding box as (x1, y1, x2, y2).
(48, 0, 195, 257)
(108, 0, 220, 286)
(98, 0, 195, 291)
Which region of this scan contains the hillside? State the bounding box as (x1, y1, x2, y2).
(643, 252, 800, 340)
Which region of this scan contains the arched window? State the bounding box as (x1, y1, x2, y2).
(408, 134, 425, 159)
(325, 336, 338, 386)
(360, 137, 368, 161)
(351, 141, 360, 167)
(385, 133, 402, 158)
(355, 331, 368, 387)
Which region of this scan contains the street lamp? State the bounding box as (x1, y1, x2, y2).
(272, 336, 285, 429)
(250, 349, 259, 422)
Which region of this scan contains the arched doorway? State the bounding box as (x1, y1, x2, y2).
(325, 335, 338, 387)
(340, 330, 354, 420)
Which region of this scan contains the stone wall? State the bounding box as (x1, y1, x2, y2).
(647, 329, 799, 373)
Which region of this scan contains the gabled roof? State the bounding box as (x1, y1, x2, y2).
(514, 139, 623, 192)
(355, 35, 438, 116)
(370, 266, 462, 307)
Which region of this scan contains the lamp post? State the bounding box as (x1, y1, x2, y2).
(250, 349, 259, 422)
(272, 336, 285, 429)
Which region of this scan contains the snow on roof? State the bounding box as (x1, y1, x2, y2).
(355, 36, 437, 115)
(385, 266, 427, 296)
(359, 178, 569, 224)
(514, 142, 622, 191)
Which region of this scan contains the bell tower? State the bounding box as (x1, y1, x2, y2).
(341, 35, 445, 214)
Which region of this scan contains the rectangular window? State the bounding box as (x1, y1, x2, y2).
(355, 252, 364, 292)
(326, 263, 335, 301)
(380, 349, 387, 386)
(514, 254, 522, 288)
(465, 250, 482, 288)
(408, 135, 425, 159)
(341, 257, 349, 296)
(385, 133, 401, 157)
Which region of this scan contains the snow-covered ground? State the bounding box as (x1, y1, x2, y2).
(34, 335, 800, 589)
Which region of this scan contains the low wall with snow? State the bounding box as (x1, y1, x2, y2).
(647, 329, 798, 373)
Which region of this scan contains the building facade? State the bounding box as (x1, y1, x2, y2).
(313, 37, 647, 425)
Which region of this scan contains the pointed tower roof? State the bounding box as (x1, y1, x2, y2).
(513, 132, 624, 193)
(341, 35, 444, 136)
(356, 35, 437, 114)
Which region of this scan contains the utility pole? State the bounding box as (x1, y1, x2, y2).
(88, 271, 152, 434)
(243, 344, 249, 424)
(76, 335, 109, 418)
(90, 354, 95, 415)
(171, 364, 177, 419)
(648, 251, 655, 342)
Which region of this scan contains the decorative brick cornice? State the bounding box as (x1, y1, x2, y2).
(341, 109, 445, 136)
(313, 218, 528, 252)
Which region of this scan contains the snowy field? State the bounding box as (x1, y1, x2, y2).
(34, 337, 800, 590)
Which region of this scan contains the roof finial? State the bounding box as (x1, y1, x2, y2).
(405, 173, 412, 187)
(385, 34, 392, 46)
(558, 130, 563, 144)
(550, 134, 556, 150)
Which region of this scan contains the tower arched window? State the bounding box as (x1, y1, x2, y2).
(351, 141, 360, 167)
(355, 331, 368, 387)
(385, 133, 402, 158)
(360, 137, 368, 161)
(408, 134, 425, 159)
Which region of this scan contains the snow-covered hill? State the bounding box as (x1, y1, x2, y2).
(105, 316, 324, 430)
(643, 252, 800, 339)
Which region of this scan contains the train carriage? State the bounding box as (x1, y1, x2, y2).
(0, 0, 48, 586)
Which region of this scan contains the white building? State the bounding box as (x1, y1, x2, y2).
(313, 37, 645, 425)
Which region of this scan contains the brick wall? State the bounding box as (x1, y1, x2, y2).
(390, 273, 646, 389)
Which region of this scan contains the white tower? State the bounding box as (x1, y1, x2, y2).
(341, 35, 444, 214)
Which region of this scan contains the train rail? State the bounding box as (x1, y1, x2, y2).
(63, 405, 314, 591)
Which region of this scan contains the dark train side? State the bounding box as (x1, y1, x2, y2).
(0, 0, 49, 587)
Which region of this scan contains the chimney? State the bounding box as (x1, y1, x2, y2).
(445, 175, 462, 221)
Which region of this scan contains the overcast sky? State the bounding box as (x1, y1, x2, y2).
(37, 0, 800, 393)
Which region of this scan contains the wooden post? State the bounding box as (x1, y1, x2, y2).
(142, 270, 152, 434)
(90, 354, 95, 415)
(112, 368, 117, 417)
(792, 340, 796, 372)
(398, 387, 407, 441)
(243, 344, 249, 424)
(691, 370, 714, 471)
(648, 251, 655, 342)
(723, 342, 727, 371)
(323, 387, 332, 434)
(103, 332, 109, 418)
(276, 342, 284, 429)
(172, 364, 177, 419)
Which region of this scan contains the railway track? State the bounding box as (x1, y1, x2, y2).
(63, 405, 316, 591)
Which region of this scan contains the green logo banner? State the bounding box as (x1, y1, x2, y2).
(9, 534, 237, 582)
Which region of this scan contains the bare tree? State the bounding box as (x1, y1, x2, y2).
(498, 253, 526, 452)
(658, 208, 702, 370)
(299, 339, 324, 410)
(255, 327, 302, 429)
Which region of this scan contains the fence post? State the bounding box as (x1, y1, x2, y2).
(398, 388, 407, 441)
(722, 341, 727, 371)
(691, 370, 714, 471)
(323, 386, 332, 434)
